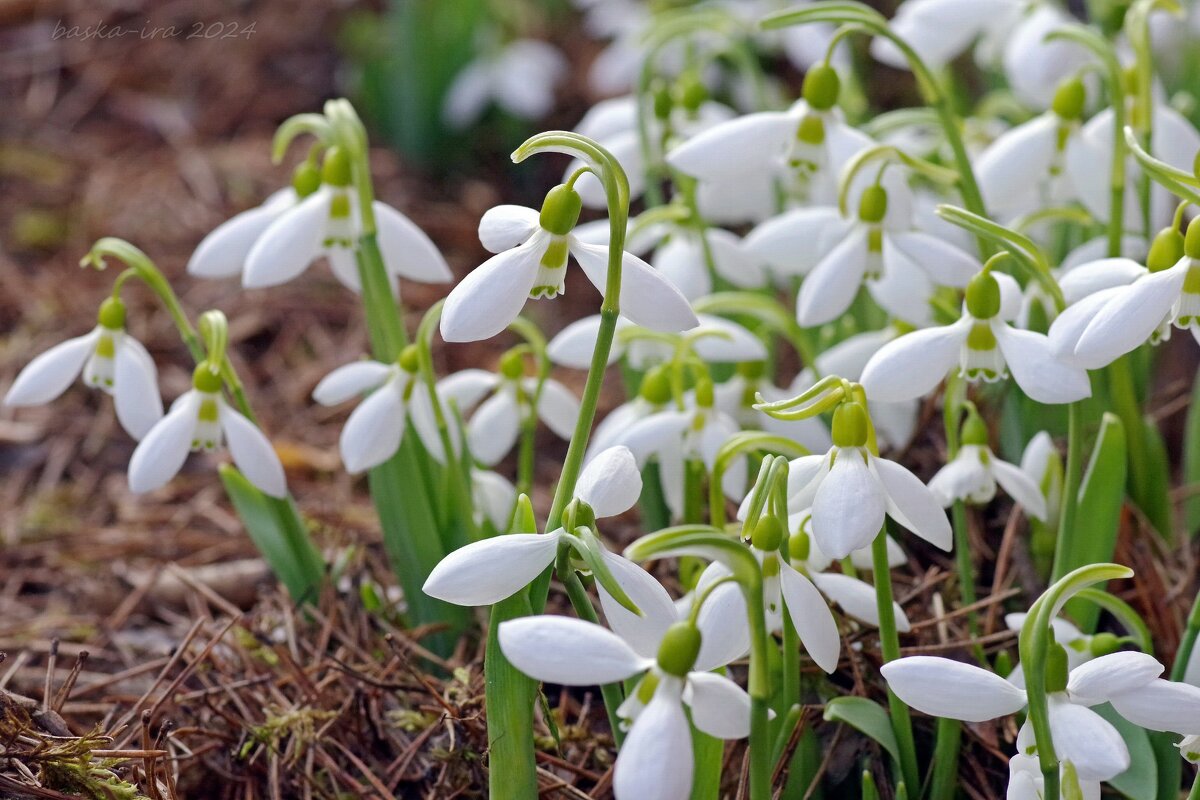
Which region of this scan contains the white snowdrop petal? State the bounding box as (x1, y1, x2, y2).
(615, 678, 693, 800)
(975, 114, 1059, 215)
(535, 378, 580, 440)
(339, 380, 406, 474)
(797, 227, 869, 327)
(613, 410, 691, 466)
(374, 201, 452, 283)
(686, 672, 754, 739)
(477, 205, 540, 253)
(860, 321, 966, 402)
(691, 315, 767, 363)
(888, 231, 979, 288)
(1109, 679, 1200, 734)
(112, 339, 164, 440)
(666, 111, 794, 181)
(472, 470, 516, 530)
(694, 580, 752, 671)
(440, 238, 543, 342)
(548, 315, 625, 369)
(812, 571, 910, 630)
(499, 615, 648, 685)
(596, 551, 678, 660)
(779, 563, 841, 672)
(188, 200, 288, 278)
(4, 329, 99, 406)
(1048, 698, 1130, 781)
(128, 392, 200, 494)
(652, 235, 710, 301)
(744, 208, 850, 277)
(219, 400, 287, 498)
(705, 228, 766, 289)
(1074, 263, 1190, 367)
(1066, 651, 1164, 705)
(1059, 258, 1147, 304)
(814, 328, 895, 380)
(880, 656, 1027, 721)
(243, 190, 332, 288)
(1048, 288, 1124, 367)
(572, 242, 699, 333)
(312, 361, 394, 406)
(994, 324, 1093, 404)
(991, 457, 1048, 521)
(424, 532, 561, 606)
(442, 61, 491, 129)
(576, 446, 642, 517)
(871, 456, 952, 551)
(437, 369, 500, 413)
(812, 451, 886, 559)
(467, 389, 521, 466)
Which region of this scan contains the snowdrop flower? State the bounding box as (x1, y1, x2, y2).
(472, 469, 517, 531)
(439, 184, 698, 342)
(883, 649, 1200, 781)
(647, 224, 767, 301)
(500, 611, 752, 800)
(129, 363, 286, 498)
(4, 297, 162, 440)
(436, 354, 579, 467)
(862, 270, 1092, 405)
(443, 39, 567, 129)
(1179, 735, 1200, 764)
(311, 347, 448, 474)
(813, 326, 918, 450)
(1003, 612, 1122, 688)
(423, 446, 642, 606)
(1007, 753, 1100, 800)
(928, 407, 1047, 520)
(548, 313, 766, 371)
(612, 379, 746, 520)
(238, 147, 452, 293)
(714, 364, 832, 454)
(188, 170, 306, 280)
(587, 367, 674, 459)
(782, 400, 951, 559)
(1051, 220, 1200, 369)
(1020, 432, 1063, 525)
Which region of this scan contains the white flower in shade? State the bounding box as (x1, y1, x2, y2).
(883, 650, 1200, 781)
(472, 469, 517, 531)
(312, 352, 449, 474)
(1020, 432, 1063, 524)
(239, 148, 451, 293)
(443, 39, 567, 129)
(780, 401, 951, 560)
(129, 365, 286, 498)
(499, 611, 752, 800)
(435, 360, 579, 467)
(188, 187, 299, 279)
(1007, 753, 1100, 800)
(4, 299, 162, 440)
(611, 382, 746, 520)
(927, 412, 1047, 520)
(714, 366, 832, 454)
(548, 313, 767, 371)
(423, 446, 642, 606)
(439, 186, 698, 343)
(813, 326, 918, 450)
(861, 271, 1092, 405)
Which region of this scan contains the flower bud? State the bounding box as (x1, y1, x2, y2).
(802, 64, 840, 111)
(960, 406, 989, 447)
(1185, 217, 1200, 261)
(858, 185, 888, 225)
(192, 362, 223, 393)
(398, 344, 421, 374)
(539, 184, 583, 236)
(1045, 639, 1069, 694)
(1051, 77, 1086, 121)
(656, 621, 702, 677)
(1088, 632, 1121, 658)
(965, 271, 1002, 319)
(322, 146, 352, 188)
(831, 401, 869, 449)
(97, 297, 126, 331)
(1148, 226, 1185, 272)
(292, 161, 322, 198)
(639, 367, 672, 405)
(789, 527, 811, 563)
(752, 515, 783, 551)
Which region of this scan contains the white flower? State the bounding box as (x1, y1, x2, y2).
(187, 188, 298, 279)
(4, 302, 162, 440)
(129, 367, 286, 498)
(423, 446, 642, 606)
(861, 271, 1092, 405)
(777, 401, 951, 560)
(1003, 613, 1101, 688)
(713, 367, 832, 454)
(883, 650, 1200, 780)
(472, 470, 517, 531)
(1020, 432, 1063, 524)
(1179, 734, 1200, 764)
(443, 39, 567, 129)
(648, 225, 767, 301)
(436, 365, 579, 467)
(311, 356, 449, 474)
(928, 445, 1048, 520)
(236, 150, 451, 294)
(548, 313, 767, 371)
(439, 191, 698, 342)
(1007, 752, 1100, 800)
(813, 327, 919, 450)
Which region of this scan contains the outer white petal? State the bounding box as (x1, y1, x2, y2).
(812, 450, 886, 559)
(4, 329, 98, 406)
(615, 677, 693, 800)
(440, 236, 544, 342)
(477, 205, 540, 253)
(993, 324, 1093, 404)
(437, 368, 500, 413)
(472, 470, 516, 530)
(888, 231, 979, 288)
(576, 446, 642, 517)
(744, 207, 852, 277)
(814, 328, 895, 379)
(871, 0, 1013, 70)
(666, 111, 793, 181)
(685, 672, 754, 739)
(778, 563, 841, 672)
(571, 241, 699, 333)
(1061, 236, 1147, 273)
(424, 531, 561, 606)
(312, 361, 394, 406)
(927, 450, 991, 507)
(786, 454, 831, 509)
(797, 227, 869, 327)
(534, 378, 579, 440)
(1048, 287, 1125, 367)
(1048, 698, 1130, 781)
(128, 391, 200, 493)
(467, 388, 521, 466)
(188, 199, 288, 278)
(812, 571, 911, 631)
(975, 114, 1059, 214)
(112, 336, 163, 440)
(243, 190, 332, 288)
(219, 400, 287, 498)
(375, 201, 452, 283)
(442, 61, 491, 129)
(499, 615, 649, 685)
(1074, 262, 1189, 366)
(1109, 679, 1200, 734)
(1066, 651, 1163, 705)
(691, 314, 768, 363)
(339, 378, 406, 473)
(870, 456, 953, 551)
(1059, 258, 1146, 305)
(588, 399, 652, 460)
(612, 409, 691, 465)
(652, 235, 710, 301)
(880, 656, 1028, 721)
(991, 457, 1048, 521)
(406, 389, 458, 464)
(706, 228, 766, 289)
(548, 315, 631, 368)
(693, 579, 752, 671)
(860, 321, 966, 402)
(597, 551, 678, 660)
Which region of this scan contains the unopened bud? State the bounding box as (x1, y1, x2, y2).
(965, 271, 1002, 319)
(858, 185, 888, 224)
(539, 184, 583, 236)
(802, 64, 841, 111)
(657, 622, 702, 677)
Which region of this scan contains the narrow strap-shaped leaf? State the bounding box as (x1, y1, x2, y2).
(822, 696, 900, 766)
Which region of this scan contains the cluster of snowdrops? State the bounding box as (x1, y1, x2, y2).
(9, 1, 1200, 798)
